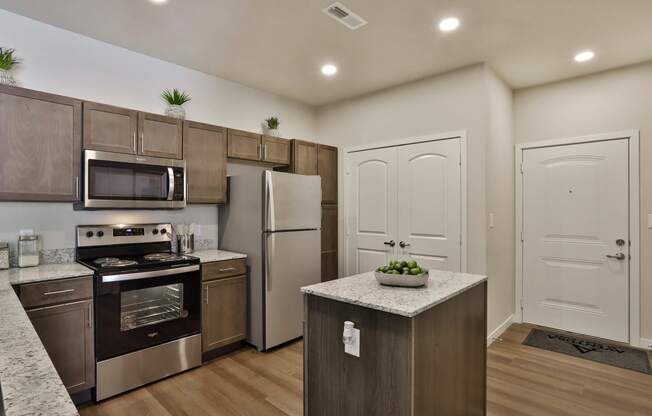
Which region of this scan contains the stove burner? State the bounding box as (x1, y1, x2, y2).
(143, 253, 184, 262)
(94, 257, 138, 268)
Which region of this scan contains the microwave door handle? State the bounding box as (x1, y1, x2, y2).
(167, 167, 175, 201)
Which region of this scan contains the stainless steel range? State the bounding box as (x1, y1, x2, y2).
(76, 224, 201, 401)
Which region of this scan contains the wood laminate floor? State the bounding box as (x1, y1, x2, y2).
(79, 324, 652, 416)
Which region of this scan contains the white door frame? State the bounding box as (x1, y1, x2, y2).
(341, 130, 468, 274)
(514, 130, 640, 347)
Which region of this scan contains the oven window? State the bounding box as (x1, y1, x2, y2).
(120, 284, 184, 331)
(88, 160, 169, 200)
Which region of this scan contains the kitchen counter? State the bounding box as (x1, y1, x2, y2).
(301, 269, 487, 317)
(192, 249, 247, 264)
(303, 269, 488, 415)
(0, 266, 83, 416)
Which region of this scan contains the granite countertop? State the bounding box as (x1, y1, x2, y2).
(1, 263, 93, 286)
(192, 249, 247, 264)
(301, 270, 487, 317)
(0, 270, 80, 416)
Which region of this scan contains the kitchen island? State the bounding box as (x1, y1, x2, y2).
(301, 270, 487, 416)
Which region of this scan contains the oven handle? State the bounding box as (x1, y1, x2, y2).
(167, 167, 175, 201)
(101, 264, 199, 283)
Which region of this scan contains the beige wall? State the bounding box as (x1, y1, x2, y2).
(317, 64, 516, 337)
(485, 68, 515, 336)
(514, 60, 652, 342)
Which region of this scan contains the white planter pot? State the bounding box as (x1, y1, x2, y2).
(0, 69, 16, 86)
(264, 127, 280, 137)
(165, 104, 186, 120)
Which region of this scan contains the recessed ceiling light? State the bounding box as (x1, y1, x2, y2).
(574, 50, 595, 63)
(438, 17, 460, 32)
(149, 0, 167, 4)
(321, 64, 338, 76)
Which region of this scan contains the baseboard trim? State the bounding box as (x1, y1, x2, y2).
(487, 314, 514, 346)
(639, 338, 652, 350)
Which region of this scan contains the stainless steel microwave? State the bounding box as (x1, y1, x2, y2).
(83, 150, 186, 209)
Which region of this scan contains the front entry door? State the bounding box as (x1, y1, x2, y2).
(522, 139, 629, 342)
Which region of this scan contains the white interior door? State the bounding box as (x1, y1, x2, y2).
(397, 139, 461, 271)
(522, 139, 629, 342)
(346, 147, 397, 274)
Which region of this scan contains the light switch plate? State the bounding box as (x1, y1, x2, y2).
(345, 328, 360, 357)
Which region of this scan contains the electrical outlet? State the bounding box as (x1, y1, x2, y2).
(488, 213, 495, 229)
(345, 327, 360, 357)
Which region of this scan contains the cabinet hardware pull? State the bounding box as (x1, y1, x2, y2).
(132, 131, 137, 152)
(399, 241, 411, 248)
(43, 288, 75, 296)
(74, 177, 80, 200)
(140, 132, 144, 153)
(204, 285, 209, 305)
(383, 240, 396, 247)
(218, 267, 237, 272)
(263, 144, 267, 160)
(87, 302, 93, 328)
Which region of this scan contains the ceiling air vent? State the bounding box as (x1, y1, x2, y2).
(323, 2, 368, 31)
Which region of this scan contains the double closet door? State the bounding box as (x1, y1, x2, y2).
(345, 138, 462, 275)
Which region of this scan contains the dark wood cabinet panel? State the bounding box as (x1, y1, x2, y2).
(227, 129, 261, 161)
(138, 112, 183, 159)
(27, 300, 95, 394)
(202, 275, 247, 352)
(321, 251, 338, 282)
(0, 85, 82, 202)
(83, 101, 137, 155)
(202, 258, 247, 282)
(321, 205, 338, 253)
(291, 139, 318, 175)
(318, 144, 338, 204)
(184, 121, 227, 204)
(262, 135, 290, 165)
(19, 276, 93, 309)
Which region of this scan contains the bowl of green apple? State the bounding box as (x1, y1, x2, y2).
(374, 259, 429, 287)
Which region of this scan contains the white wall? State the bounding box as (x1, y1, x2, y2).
(0, 10, 317, 253)
(514, 60, 652, 342)
(484, 68, 515, 335)
(317, 64, 516, 337)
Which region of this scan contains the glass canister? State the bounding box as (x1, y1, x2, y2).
(0, 242, 9, 270)
(18, 235, 40, 268)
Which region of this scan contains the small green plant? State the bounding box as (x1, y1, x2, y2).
(265, 116, 280, 130)
(161, 88, 191, 106)
(0, 47, 20, 71)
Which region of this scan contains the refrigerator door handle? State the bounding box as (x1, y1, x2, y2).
(265, 234, 274, 292)
(264, 171, 275, 231)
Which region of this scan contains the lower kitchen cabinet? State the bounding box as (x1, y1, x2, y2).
(26, 299, 95, 394)
(201, 260, 248, 354)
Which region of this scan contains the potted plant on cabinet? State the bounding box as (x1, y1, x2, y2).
(161, 88, 191, 119)
(264, 116, 280, 137)
(0, 47, 20, 86)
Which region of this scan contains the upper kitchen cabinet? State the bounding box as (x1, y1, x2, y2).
(227, 129, 262, 161)
(0, 85, 82, 202)
(138, 112, 183, 159)
(83, 101, 138, 155)
(318, 144, 338, 204)
(290, 139, 318, 175)
(261, 135, 290, 165)
(184, 121, 227, 204)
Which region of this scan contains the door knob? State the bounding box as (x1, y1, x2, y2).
(606, 253, 626, 260)
(383, 240, 395, 247)
(399, 241, 411, 248)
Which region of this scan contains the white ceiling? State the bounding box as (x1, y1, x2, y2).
(1, 0, 651, 106)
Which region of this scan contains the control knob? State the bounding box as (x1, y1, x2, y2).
(85, 231, 94, 238)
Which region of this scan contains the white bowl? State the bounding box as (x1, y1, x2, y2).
(374, 270, 429, 287)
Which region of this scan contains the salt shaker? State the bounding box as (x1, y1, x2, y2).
(18, 235, 40, 268)
(0, 242, 9, 270)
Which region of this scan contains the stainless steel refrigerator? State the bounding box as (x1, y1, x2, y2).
(219, 170, 321, 351)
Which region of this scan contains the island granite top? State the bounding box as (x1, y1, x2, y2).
(0, 274, 79, 416)
(301, 270, 487, 317)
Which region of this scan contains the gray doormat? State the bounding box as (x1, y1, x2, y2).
(523, 328, 651, 374)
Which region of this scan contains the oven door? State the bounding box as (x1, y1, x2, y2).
(84, 150, 186, 209)
(95, 265, 201, 361)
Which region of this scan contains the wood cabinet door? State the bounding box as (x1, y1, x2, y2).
(138, 112, 183, 159)
(0, 85, 82, 202)
(202, 275, 247, 352)
(262, 135, 290, 165)
(318, 144, 338, 204)
(322, 204, 339, 281)
(83, 101, 138, 155)
(227, 129, 261, 161)
(184, 121, 227, 204)
(27, 300, 95, 394)
(291, 139, 318, 175)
